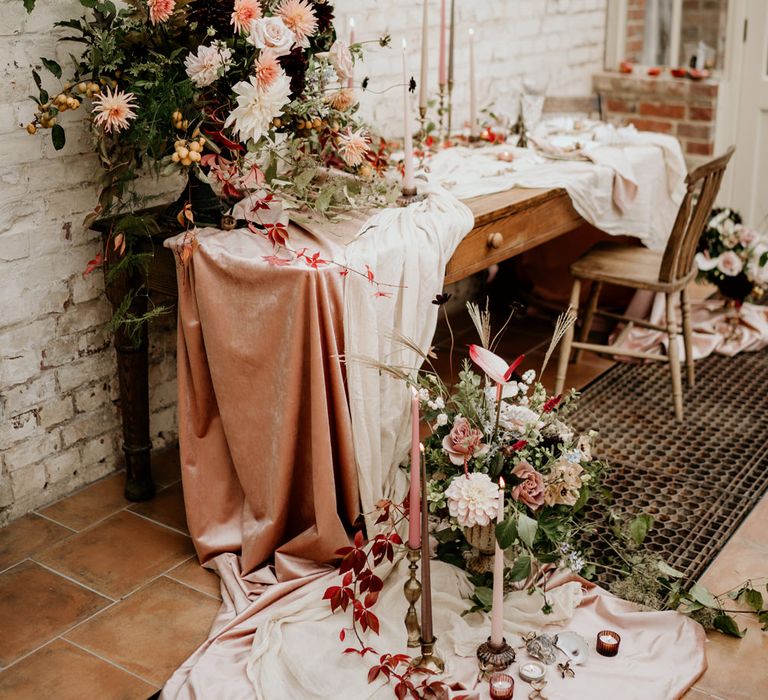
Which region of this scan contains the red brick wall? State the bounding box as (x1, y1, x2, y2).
(594, 72, 718, 166)
(625, 0, 646, 63)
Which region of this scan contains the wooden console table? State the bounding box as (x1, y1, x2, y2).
(101, 187, 586, 500)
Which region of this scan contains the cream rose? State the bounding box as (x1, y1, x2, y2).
(328, 39, 354, 82)
(247, 17, 296, 57)
(717, 250, 744, 277)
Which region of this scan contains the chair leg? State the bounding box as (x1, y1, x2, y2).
(680, 287, 695, 388)
(574, 281, 602, 364)
(665, 292, 684, 421)
(555, 279, 581, 396)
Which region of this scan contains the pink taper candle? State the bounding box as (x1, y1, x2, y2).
(438, 0, 447, 86)
(419, 0, 429, 113)
(347, 18, 355, 88)
(468, 28, 478, 137)
(402, 39, 416, 192)
(490, 477, 505, 647)
(408, 388, 421, 548)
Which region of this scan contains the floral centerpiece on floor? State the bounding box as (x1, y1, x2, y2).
(695, 208, 768, 305)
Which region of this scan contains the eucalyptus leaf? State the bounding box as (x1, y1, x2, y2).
(657, 561, 684, 579)
(509, 554, 532, 582)
(495, 517, 518, 550)
(23, 0, 36, 12)
(51, 124, 66, 150)
(629, 513, 653, 545)
(689, 582, 719, 609)
(743, 588, 764, 612)
(517, 513, 538, 548)
(758, 611, 768, 631)
(713, 613, 745, 638)
(41, 57, 62, 79)
(473, 586, 493, 608)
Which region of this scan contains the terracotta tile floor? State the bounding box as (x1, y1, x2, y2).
(0, 303, 764, 697)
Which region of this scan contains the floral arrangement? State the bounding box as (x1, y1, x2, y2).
(22, 0, 395, 221)
(695, 208, 768, 305)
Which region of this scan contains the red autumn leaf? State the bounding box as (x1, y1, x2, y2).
(262, 255, 292, 267)
(339, 268, 350, 277)
(368, 575, 384, 593)
(374, 290, 393, 298)
(339, 628, 346, 642)
(365, 264, 375, 283)
(395, 682, 408, 700)
(367, 666, 382, 684)
(364, 591, 379, 608)
(342, 571, 353, 587)
(389, 532, 403, 545)
(264, 222, 289, 246)
(343, 647, 361, 655)
(82, 251, 103, 278)
(304, 251, 328, 268)
(336, 546, 354, 557)
(322, 585, 341, 600)
(366, 611, 380, 635)
(354, 530, 364, 548)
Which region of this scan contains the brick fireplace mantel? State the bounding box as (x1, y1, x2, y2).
(593, 71, 719, 166)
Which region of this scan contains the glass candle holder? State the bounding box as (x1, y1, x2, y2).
(518, 660, 546, 683)
(596, 630, 621, 657)
(489, 672, 515, 700)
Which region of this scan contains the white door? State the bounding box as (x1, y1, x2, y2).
(732, 0, 768, 229)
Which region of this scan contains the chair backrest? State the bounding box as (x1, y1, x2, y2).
(659, 146, 735, 284)
(543, 95, 603, 120)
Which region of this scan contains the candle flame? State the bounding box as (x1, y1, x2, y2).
(402, 37, 407, 49)
(411, 385, 419, 397)
(419, 442, 425, 453)
(468, 28, 475, 36)
(349, 17, 355, 28)
(499, 477, 505, 488)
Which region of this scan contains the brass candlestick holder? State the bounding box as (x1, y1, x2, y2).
(403, 546, 422, 648)
(397, 186, 427, 207)
(411, 636, 445, 674)
(477, 637, 516, 680)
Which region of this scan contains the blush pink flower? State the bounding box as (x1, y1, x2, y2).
(147, 0, 176, 25)
(442, 415, 488, 467)
(276, 0, 318, 47)
(327, 87, 357, 111)
(717, 250, 744, 277)
(337, 127, 370, 168)
(91, 87, 138, 133)
(231, 0, 263, 34)
(510, 460, 545, 511)
(253, 50, 281, 90)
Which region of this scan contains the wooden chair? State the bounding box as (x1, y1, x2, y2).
(554, 146, 735, 420)
(543, 95, 603, 120)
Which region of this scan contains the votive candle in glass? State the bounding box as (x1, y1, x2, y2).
(596, 630, 621, 657)
(489, 673, 515, 700)
(518, 661, 546, 683)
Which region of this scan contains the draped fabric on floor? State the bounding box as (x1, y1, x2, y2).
(161, 186, 706, 699)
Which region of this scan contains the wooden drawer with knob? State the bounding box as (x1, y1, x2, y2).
(444, 188, 584, 285)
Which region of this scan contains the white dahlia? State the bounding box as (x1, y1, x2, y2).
(224, 72, 292, 144)
(444, 472, 500, 528)
(184, 43, 233, 88)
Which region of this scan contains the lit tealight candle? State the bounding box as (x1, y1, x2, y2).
(596, 630, 621, 657)
(518, 661, 546, 683)
(489, 672, 515, 700)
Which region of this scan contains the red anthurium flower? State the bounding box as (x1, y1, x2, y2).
(468, 345, 525, 385)
(542, 395, 562, 413)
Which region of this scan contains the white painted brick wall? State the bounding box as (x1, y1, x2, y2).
(0, 0, 607, 524)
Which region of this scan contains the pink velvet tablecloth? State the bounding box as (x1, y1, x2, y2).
(160, 202, 707, 699)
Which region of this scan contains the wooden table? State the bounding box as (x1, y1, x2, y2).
(106, 186, 585, 500)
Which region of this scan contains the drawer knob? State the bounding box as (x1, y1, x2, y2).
(487, 232, 503, 249)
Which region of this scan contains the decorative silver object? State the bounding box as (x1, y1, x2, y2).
(524, 633, 558, 665)
(554, 631, 589, 665)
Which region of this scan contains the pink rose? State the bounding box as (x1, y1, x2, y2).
(737, 225, 758, 247)
(442, 415, 488, 466)
(510, 460, 545, 511)
(717, 250, 744, 277)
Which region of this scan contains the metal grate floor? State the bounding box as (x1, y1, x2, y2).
(570, 349, 768, 582)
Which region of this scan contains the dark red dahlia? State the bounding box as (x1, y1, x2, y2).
(279, 48, 309, 98)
